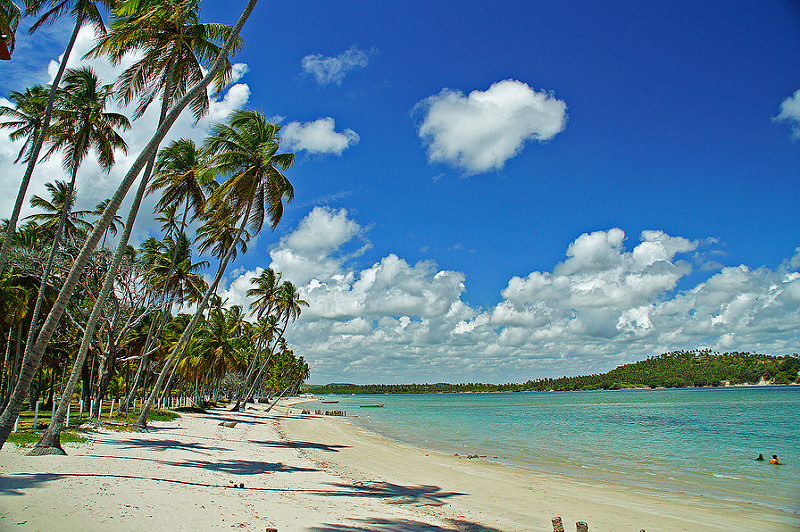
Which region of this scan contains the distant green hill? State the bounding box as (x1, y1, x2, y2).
(312, 350, 800, 394)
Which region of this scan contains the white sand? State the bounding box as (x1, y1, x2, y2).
(1, 401, 796, 531)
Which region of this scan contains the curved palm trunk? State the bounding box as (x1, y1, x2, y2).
(0, 0, 260, 449)
(20, 161, 82, 386)
(30, 144, 164, 455)
(0, 14, 83, 275)
(232, 327, 270, 410)
(136, 203, 253, 428)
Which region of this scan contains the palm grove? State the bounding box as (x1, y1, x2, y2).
(0, 0, 311, 454)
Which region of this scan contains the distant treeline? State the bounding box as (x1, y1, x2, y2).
(310, 350, 800, 394)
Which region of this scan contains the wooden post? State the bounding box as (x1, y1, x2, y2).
(13, 416, 18, 433)
(79, 399, 83, 418)
(33, 400, 39, 429)
(110, 399, 115, 418)
(576, 522, 588, 532)
(66, 403, 71, 427)
(552, 516, 565, 532)
(98, 399, 103, 419)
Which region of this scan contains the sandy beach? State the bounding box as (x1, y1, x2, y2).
(1, 400, 797, 531)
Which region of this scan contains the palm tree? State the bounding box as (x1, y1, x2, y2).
(135, 108, 295, 428)
(1, 0, 259, 452)
(0, 0, 115, 276)
(91, 199, 124, 248)
(243, 280, 307, 403)
(0, 86, 50, 163)
(194, 204, 250, 262)
(24, 180, 94, 243)
(231, 268, 280, 410)
(150, 138, 216, 233)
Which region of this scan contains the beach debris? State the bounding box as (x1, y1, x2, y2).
(239, 483, 245, 489)
(218, 421, 237, 428)
(576, 522, 588, 532)
(552, 516, 565, 532)
(265, 528, 278, 532)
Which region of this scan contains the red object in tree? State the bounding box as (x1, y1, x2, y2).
(0, 39, 11, 61)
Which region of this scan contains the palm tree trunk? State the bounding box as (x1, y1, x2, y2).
(0, 0, 260, 449)
(0, 14, 84, 275)
(20, 165, 81, 393)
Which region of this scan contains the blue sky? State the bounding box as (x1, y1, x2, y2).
(1, 0, 799, 384)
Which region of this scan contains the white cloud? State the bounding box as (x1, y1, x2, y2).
(301, 46, 375, 86)
(0, 26, 251, 248)
(217, 210, 800, 384)
(282, 117, 359, 155)
(775, 89, 800, 139)
(415, 79, 567, 174)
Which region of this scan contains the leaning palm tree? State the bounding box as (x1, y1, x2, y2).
(0, 0, 115, 276)
(231, 268, 280, 410)
(243, 280, 307, 404)
(19, 66, 128, 406)
(69, 0, 236, 413)
(135, 109, 295, 428)
(1, 0, 259, 452)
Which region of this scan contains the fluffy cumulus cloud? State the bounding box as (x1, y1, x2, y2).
(301, 46, 376, 86)
(218, 209, 800, 384)
(415, 79, 567, 174)
(282, 117, 359, 155)
(775, 89, 800, 139)
(0, 26, 251, 247)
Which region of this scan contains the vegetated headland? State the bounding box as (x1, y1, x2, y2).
(311, 350, 800, 394)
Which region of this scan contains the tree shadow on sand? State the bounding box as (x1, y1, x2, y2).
(155, 457, 317, 475)
(307, 517, 503, 532)
(326, 481, 465, 507)
(0, 472, 65, 496)
(112, 437, 232, 453)
(249, 439, 351, 452)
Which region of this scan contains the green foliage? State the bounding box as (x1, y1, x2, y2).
(7, 430, 88, 447)
(314, 350, 800, 394)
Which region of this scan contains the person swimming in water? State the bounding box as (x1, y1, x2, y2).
(755, 453, 764, 461)
(769, 454, 783, 465)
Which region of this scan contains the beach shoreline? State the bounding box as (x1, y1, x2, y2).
(1, 400, 797, 531)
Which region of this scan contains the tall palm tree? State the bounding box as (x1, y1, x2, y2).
(232, 268, 280, 410)
(0, 86, 50, 163)
(243, 280, 307, 403)
(194, 204, 250, 262)
(2, 0, 259, 452)
(17, 66, 129, 421)
(135, 109, 295, 428)
(24, 180, 94, 243)
(0, 0, 115, 276)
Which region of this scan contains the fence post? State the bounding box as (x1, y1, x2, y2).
(552, 516, 564, 532)
(576, 522, 588, 532)
(66, 403, 71, 428)
(33, 401, 39, 429)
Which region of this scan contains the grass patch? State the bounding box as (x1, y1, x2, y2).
(7, 430, 88, 447)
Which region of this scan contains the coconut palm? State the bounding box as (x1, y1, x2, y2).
(231, 268, 280, 409)
(24, 180, 94, 243)
(194, 204, 250, 262)
(0, 0, 259, 452)
(89, 0, 240, 121)
(0, 86, 50, 164)
(0, 0, 115, 276)
(134, 109, 294, 428)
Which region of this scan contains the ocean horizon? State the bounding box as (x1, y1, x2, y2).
(307, 385, 799, 515)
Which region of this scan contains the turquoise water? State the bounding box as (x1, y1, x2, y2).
(308, 386, 800, 514)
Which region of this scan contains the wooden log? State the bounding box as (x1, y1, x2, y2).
(552, 516, 565, 532)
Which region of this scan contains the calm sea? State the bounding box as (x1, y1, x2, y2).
(308, 386, 800, 514)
